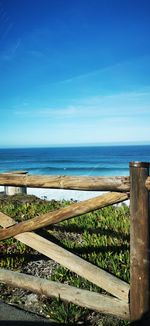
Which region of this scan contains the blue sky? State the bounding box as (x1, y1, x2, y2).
(0, 0, 150, 148)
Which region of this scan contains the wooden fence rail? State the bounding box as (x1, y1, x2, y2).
(0, 173, 130, 192)
(0, 212, 129, 303)
(0, 192, 128, 240)
(0, 268, 129, 320)
(0, 161, 150, 323)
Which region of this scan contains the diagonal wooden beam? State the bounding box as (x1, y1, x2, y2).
(0, 212, 130, 303)
(0, 192, 128, 240)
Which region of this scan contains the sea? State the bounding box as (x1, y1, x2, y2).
(0, 145, 150, 176)
(0, 145, 149, 201)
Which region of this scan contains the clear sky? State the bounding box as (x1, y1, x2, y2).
(0, 0, 150, 148)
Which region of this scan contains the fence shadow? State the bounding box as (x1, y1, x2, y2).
(36, 229, 129, 255)
(48, 224, 130, 241)
(0, 164, 150, 322)
(130, 312, 150, 325)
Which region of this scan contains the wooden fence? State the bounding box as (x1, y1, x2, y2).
(0, 161, 150, 323)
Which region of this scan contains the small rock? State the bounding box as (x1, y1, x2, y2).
(25, 294, 38, 305)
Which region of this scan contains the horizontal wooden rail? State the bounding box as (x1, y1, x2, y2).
(0, 268, 129, 320)
(0, 173, 130, 192)
(0, 192, 128, 240)
(0, 212, 129, 303)
(145, 176, 150, 190)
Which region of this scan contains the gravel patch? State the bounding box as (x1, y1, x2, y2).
(0, 258, 59, 318)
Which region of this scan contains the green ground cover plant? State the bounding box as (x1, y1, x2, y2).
(0, 194, 130, 325)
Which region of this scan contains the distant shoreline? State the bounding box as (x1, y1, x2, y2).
(0, 185, 103, 201)
(27, 187, 104, 202)
(0, 186, 129, 205)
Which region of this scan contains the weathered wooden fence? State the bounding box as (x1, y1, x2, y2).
(0, 161, 150, 323)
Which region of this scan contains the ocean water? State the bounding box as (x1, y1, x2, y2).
(0, 145, 150, 177)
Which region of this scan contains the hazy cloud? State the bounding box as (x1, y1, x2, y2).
(14, 88, 150, 122)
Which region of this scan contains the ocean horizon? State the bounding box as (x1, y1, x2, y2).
(0, 144, 150, 177)
(0, 145, 149, 202)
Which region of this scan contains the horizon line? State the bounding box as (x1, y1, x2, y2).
(0, 141, 150, 150)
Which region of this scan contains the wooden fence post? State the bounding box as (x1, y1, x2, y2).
(130, 161, 150, 322)
(4, 171, 28, 195)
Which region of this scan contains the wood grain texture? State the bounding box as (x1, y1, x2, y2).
(0, 212, 130, 303)
(130, 162, 150, 321)
(0, 268, 130, 320)
(0, 192, 128, 240)
(0, 173, 130, 191)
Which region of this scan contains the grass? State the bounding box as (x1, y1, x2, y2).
(0, 194, 130, 325)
